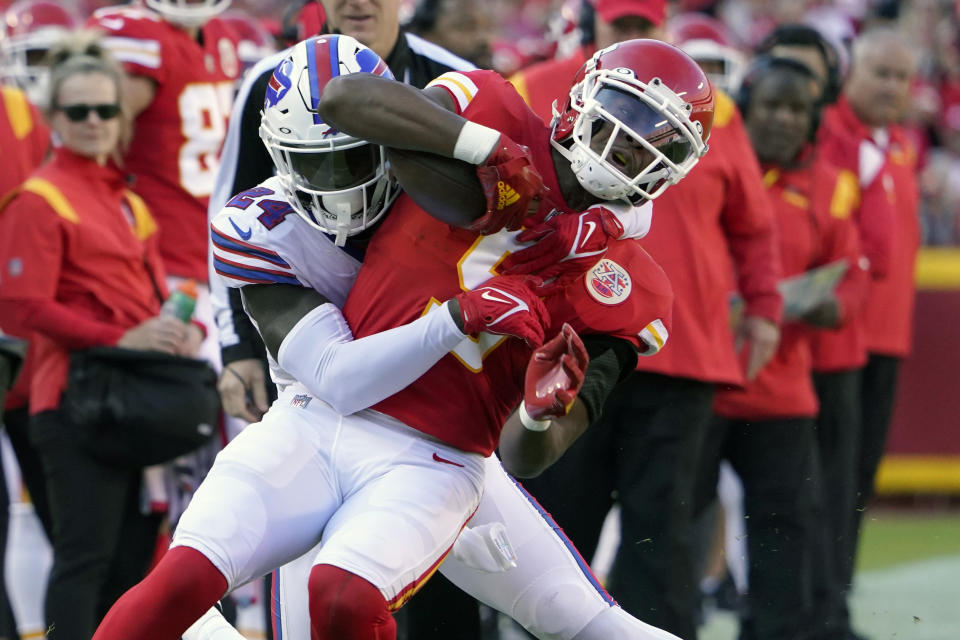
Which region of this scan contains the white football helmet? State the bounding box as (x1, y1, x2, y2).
(144, 0, 232, 28)
(260, 35, 397, 246)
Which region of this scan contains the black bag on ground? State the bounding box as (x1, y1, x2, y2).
(63, 346, 220, 467)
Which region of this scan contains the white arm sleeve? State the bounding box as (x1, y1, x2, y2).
(611, 200, 653, 240)
(277, 301, 466, 415)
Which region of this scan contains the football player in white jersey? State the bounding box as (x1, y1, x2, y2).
(96, 35, 684, 640)
(181, 34, 676, 640)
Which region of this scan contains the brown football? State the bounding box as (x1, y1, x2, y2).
(385, 147, 486, 228)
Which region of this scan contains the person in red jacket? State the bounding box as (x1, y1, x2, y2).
(759, 25, 900, 640)
(0, 80, 51, 639)
(831, 28, 919, 640)
(0, 35, 200, 638)
(697, 57, 868, 640)
(519, 7, 782, 639)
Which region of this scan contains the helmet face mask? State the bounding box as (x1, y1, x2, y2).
(552, 39, 714, 205)
(1, 0, 79, 106)
(144, 0, 232, 28)
(259, 35, 397, 246)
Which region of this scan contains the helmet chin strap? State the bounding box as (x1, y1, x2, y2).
(322, 190, 364, 247)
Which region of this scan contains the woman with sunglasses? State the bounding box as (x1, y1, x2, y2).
(0, 32, 201, 639)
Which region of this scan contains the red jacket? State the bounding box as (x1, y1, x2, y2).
(862, 125, 919, 357)
(715, 154, 868, 419)
(0, 85, 50, 410)
(810, 97, 897, 372)
(0, 149, 166, 412)
(636, 92, 782, 385)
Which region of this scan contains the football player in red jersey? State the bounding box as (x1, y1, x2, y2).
(94, 38, 712, 640)
(88, 1, 239, 283)
(87, 1, 240, 382)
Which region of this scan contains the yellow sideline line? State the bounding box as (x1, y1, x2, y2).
(915, 248, 960, 290)
(875, 456, 960, 494)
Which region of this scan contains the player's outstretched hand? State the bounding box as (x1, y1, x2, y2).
(520, 323, 589, 429)
(454, 274, 550, 347)
(501, 205, 625, 295)
(472, 135, 546, 235)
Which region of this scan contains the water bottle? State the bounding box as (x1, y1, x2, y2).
(161, 279, 198, 322)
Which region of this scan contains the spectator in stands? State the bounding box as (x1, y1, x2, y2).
(0, 34, 201, 639)
(519, 3, 782, 639)
(839, 27, 920, 640)
(405, 0, 493, 69)
(696, 56, 868, 640)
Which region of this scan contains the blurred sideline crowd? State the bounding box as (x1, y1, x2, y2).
(0, 1, 938, 640)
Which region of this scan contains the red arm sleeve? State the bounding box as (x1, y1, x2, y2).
(718, 115, 783, 324)
(0, 192, 126, 347)
(0, 299, 125, 349)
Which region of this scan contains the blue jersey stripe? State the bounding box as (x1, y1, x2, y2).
(214, 257, 302, 286)
(509, 475, 617, 606)
(211, 228, 291, 268)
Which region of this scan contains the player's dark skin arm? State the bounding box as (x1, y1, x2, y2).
(498, 335, 637, 478)
(319, 74, 601, 212)
(317, 74, 463, 155)
(241, 284, 464, 361)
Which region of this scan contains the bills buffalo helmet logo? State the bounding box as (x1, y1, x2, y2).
(586, 259, 632, 304)
(265, 58, 293, 108)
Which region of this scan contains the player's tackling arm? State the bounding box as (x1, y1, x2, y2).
(499, 333, 637, 478)
(239, 274, 548, 416)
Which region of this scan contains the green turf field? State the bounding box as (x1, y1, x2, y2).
(855, 510, 960, 571)
(700, 508, 960, 640)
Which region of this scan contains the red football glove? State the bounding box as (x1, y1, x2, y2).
(471, 135, 546, 235)
(521, 323, 589, 427)
(501, 205, 625, 295)
(455, 274, 550, 348)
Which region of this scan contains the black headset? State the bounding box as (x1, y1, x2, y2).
(756, 24, 842, 104)
(736, 55, 826, 142)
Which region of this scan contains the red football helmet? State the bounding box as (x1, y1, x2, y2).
(669, 12, 747, 94)
(551, 38, 714, 203)
(0, 0, 80, 105)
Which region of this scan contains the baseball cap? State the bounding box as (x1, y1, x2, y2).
(594, 0, 667, 27)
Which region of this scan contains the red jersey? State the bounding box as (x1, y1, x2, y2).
(509, 47, 590, 124)
(715, 156, 868, 420)
(862, 125, 919, 357)
(341, 71, 673, 455)
(0, 149, 165, 412)
(0, 85, 50, 410)
(89, 4, 240, 281)
(636, 91, 782, 385)
(811, 98, 897, 372)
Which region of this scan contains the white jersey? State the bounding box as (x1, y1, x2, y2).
(209, 177, 362, 385)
